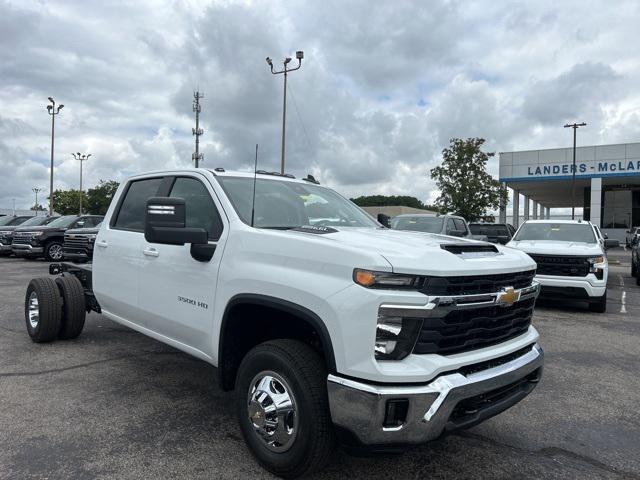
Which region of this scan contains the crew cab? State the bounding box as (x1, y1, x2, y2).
(13, 215, 103, 261)
(0, 216, 58, 255)
(63, 222, 102, 262)
(507, 220, 616, 312)
(24, 169, 543, 478)
(391, 213, 487, 240)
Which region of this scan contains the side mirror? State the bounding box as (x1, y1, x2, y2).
(449, 229, 466, 237)
(603, 233, 609, 239)
(604, 239, 619, 250)
(145, 197, 207, 246)
(377, 213, 391, 228)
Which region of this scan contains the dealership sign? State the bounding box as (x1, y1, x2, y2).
(527, 160, 640, 176)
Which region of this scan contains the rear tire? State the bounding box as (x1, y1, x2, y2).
(25, 277, 62, 342)
(236, 340, 334, 478)
(56, 275, 86, 339)
(44, 241, 64, 261)
(589, 290, 607, 313)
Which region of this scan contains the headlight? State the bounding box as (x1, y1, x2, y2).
(588, 256, 606, 279)
(375, 314, 423, 360)
(354, 269, 424, 289)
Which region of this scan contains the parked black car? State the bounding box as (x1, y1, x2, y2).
(468, 222, 516, 244)
(0, 216, 59, 256)
(12, 215, 103, 261)
(63, 222, 102, 262)
(631, 236, 640, 286)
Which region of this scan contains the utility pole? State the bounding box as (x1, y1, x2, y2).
(266, 51, 304, 174)
(192, 91, 204, 168)
(32, 188, 43, 215)
(71, 152, 91, 215)
(564, 122, 587, 220)
(46, 97, 64, 215)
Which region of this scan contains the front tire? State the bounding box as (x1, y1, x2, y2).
(236, 340, 334, 478)
(44, 241, 64, 261)
(25, 277, 62, 342)
(56, 275, 86, 339)
(589, 290, 607, 313)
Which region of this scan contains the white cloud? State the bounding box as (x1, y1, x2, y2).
(1, 0, 640, 210)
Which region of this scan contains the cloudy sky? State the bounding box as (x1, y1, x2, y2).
(1, 0, 639, 211)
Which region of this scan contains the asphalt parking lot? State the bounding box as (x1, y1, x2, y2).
(1, 252, 639, 480)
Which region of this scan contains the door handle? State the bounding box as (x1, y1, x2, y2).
(96, 240, 108, 248)
(143, 247, 159, 257)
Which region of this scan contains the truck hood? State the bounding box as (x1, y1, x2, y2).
(13, 225, 66, 233)
(507, 239, 603, 256)
(289, 227, 536, 276)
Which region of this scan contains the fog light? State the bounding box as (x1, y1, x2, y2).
(383, 399, 409, 428)
(375, 314, 423, 360)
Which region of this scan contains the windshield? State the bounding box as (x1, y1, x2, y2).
(46, 215, 78, 228)
(0, 216, 30, 226)
(216, 176, 378, 229)
(391, 216, 443, 233)
(469, 224, 509, 236)
(20, 216, 55, 227)
(514, 223, 596, 243)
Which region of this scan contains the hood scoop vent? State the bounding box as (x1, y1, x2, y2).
(441, 243, 499, 256)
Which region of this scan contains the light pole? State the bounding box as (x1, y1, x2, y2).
(266, 50, 304, 174)
(46, 97, 64, 215)
(564, 122, 587, 220)
(32, 187, 43, 215)
(71, 152, 91, 215)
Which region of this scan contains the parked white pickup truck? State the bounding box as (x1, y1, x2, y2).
(24, 169, 543, 478)
(507, 220, 617, 312)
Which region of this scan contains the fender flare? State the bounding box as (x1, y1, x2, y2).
(218, 293, 337, 378)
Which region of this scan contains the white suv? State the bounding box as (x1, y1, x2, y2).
(507, 220, 613, 312)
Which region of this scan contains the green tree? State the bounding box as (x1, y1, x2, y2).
(86, 180, 120, 215)
(49, 189, 88, 215)
(430, 138, 507, 222)
(30, 204, 46, 212)
(351, 195, 436, 210)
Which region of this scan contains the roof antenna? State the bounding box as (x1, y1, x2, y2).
(250, 144, 258, 227)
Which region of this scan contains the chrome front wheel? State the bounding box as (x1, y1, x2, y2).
(28, 291, 39, 328)
(247, 371, 298, 453)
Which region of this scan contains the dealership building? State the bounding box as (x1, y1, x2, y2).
(498, 141, 640, 238)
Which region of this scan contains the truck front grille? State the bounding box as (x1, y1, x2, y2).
(528, 254, 590, 277)
(420, 270, 536, 296)
(412, 297, 535, 355)
(64, 236, 91, 250)
(12, 232, 33, 245)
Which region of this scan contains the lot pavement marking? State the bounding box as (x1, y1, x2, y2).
(618, 274, 627, 314)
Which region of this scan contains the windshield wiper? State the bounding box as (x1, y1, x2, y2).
(258, 226, 301, 230)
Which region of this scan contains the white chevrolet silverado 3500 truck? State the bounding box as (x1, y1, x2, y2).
(507, 220, 617, 313)
(24, 169, 543, 478)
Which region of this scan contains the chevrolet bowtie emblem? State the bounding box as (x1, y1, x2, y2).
(497, 287, 520, 306)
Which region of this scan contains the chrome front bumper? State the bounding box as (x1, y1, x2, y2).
(328, 344, 543, 446)
(12, 244, 43, 254)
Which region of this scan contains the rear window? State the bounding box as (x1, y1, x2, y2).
(391, 216, 443, 233)
(469, 224, 509, 236)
